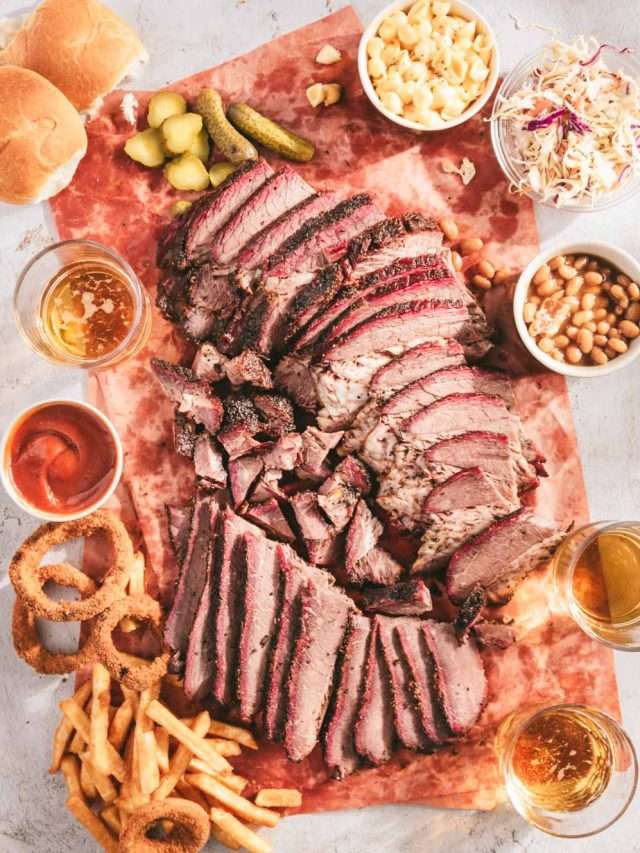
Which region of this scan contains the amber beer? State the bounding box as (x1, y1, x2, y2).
(553, 521, 640, 650)
(497, 704, 637, 837)
(14, 240, 151, 369)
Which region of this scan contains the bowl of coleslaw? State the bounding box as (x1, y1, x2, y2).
(491, 38, 640, 211)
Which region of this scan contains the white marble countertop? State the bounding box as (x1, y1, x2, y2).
(0, 0, 639, 850)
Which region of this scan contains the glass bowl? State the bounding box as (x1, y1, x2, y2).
(490, 47, 640, 212)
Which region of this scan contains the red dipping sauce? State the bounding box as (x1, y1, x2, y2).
(6, 402, 120, 516)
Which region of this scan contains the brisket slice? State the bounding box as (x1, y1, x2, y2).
(314, 351, 391, 431)
(425, 430, 537, 493)
(224, 199, 385, 356)
(165, 503, 193, 566)
(212, 509, 256, 705)
(354, 618, 395, 764)
(193, 434, 227, 488)
(377, 616, 430, 752)
(236, 191, 341, 272)
(260, 433, 302, 470)
(362, 369, 516, 474)
(322, 612, 371, 779)
(183, 503, 222, 701)
(164, 492, 213, 659)
(295, 256, 450, 353)
(211, 167, 314, 266)
(370, 338, 466, 396)
(362, 579, 432, 616)
(321, 299, 470, 363)
(150, 359, 223, 435)
(423, 467, 517, 514)
(289, 216, 443, 344)
(243, 498, 295, 542)
(158, 159, 274, 269)
(252, 392, 295, 436)
(265, 194, 384, 277)
(341, 338, 466, 455)
(446, 508, 564, 603)
(238, 531, 281, 722)
(274, 353, 318, 413)
(284, 578, 352, 761)
(317, 454, 370, 532)
(264, 546, 310, 741)
(421, 621, 487, 735)
(412, 506, 510, 574)
(394, 619, 449, 745)
(313, 269, 460, 356)
(347, 546, 405, 586)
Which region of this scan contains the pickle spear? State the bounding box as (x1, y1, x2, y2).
(227, 102, 315, 162)
(196, 89, 258, 164)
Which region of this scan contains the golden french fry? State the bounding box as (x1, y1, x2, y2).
(68, 729, 84, 754)
(186, 773, 279, 828)
(59, 699, 125, 783)
(209, 720, 259, 750)
(50, 680, 92, 773)
(137, 728, 160, 796)
(186, 761, 248, 794)
(100, 805, 122, 837)
(60, 755, 83, 799)
(80, 753, 118, 804)
(90, 663, 114, 778)
(210, 806, 272, 853)
(175, 779, 211, 812)
(146, 701, 230, 773)
(210, 822, 242, 851)
(151, 711, 210, 801)
(205, 737, 242, 757)
(66, 795, 118, 853)
(155, 726, 170, 773)
(108, 696, 135, 752)
(254, 788, 302, 809)
(79, 757, 99, 800)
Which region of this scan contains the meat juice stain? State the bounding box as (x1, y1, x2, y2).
(512, 708, 612, 812)
(41, 260, 135, 360)
(572, 531, 640, 626)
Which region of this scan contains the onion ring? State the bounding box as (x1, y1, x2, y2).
(91, 594, 170, 690)
(12, 563, 98, 674)
(118, 797, 210, 853)
(9, 509, 133, 621)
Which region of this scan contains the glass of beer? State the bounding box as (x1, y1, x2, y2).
(497, 704, 637, 837)
(552, 521, 640, 650)
(14, 239, 151, 369)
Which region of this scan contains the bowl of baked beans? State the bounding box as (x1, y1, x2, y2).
(357, 0, 499, 131)
(514, 242, 640, 376)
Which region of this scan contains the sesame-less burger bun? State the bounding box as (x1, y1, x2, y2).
(0, 67, 87, 205)
(0, 0, 148, 113)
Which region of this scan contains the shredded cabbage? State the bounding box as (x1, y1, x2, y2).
(492, 37, 640, 206)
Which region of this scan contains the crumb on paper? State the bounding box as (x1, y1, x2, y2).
(120, 92, 139, 125)
(508, 13, 559, 34)
(17, 225, 55, 253)
(442, 157, 477, 185)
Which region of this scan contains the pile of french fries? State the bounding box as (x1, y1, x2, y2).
(52, 663, 302, 852)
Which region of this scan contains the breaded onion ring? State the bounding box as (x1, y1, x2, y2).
(12, 563, 98, 674)
(118, 797, 210, 853)
(92, 594, 170, 691)
(9, 510, 132, 621)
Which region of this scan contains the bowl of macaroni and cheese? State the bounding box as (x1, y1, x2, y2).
(358, 0, 499, 131)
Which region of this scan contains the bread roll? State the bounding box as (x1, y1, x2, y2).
(0, 0, 148, 113)
(0, 66, 87, 205)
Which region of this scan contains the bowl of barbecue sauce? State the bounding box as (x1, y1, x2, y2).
(1, 400, 123, 521)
